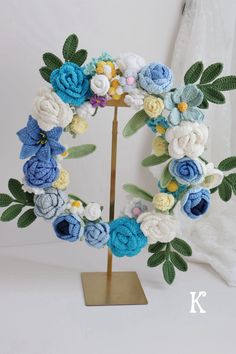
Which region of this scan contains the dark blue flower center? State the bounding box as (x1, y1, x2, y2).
(56, 220, 69, 235)
(191, 199, 208, 216)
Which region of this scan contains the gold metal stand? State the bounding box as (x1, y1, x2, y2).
(81, 95, 148, 306)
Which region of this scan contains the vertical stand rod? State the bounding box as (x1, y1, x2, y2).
(107, 106, 118, 276)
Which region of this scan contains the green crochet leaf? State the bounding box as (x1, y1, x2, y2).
(67, 194, 87, 206)
(200, 63, 223, 84)
(184, 61, 204, 84)
(170, 238, 192, 256)
(123, 110, 149, 137)
(43, 52, 63, 70)
(199, 85, 225, 104)
(163, 260, 175, 285)
(1, 204, 23, 222)
(170, 251, 188, 272)
(198, 97, 209, 109)
(123, 184, 153, 202)
(210, 187, 218, 194)
(8, 179, 26, 203)
(212, 75, 236, 91)
(218, 178, 232, 202)
(147, 251, 166, 267)
(66, 144, 96, 159)
(63, 34, 78, 60)
(142, 154, 170, 167)
(218, 156, 236, 171)
(0, 194, 13, 207)
(70, 49, 88, 66)
(226, 174, 236, 195)
(148, 241, 166, 253)
(17, 209, 37, 228)
(160, 163, 172, 188)
(39, 66, 52, 83)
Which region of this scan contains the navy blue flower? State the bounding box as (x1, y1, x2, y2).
(23, 156, 59, 188)
(181, 187, 210, 219)
(50, 62, 91, 106)
(108, 217, 147, 257)
(53, 213, 84, 242)
(84, 222, 110, 249)
(138, 62, 173, 94)
(17, 116, 65, 162)
(169, 157, 204, 185)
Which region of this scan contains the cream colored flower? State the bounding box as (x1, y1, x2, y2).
(32, 87, 73, 131)
(53, 168, 70, 190)
(144, 95, 164, 118)
(153, 193, 175, 211)
(137, 211, 180, 244)
(124, 88, 146, 110)
(165, 121, 208, 159)
(201, 162, 224, 189)
(70, 115, 88, 135)
(84, 203, 102, 221)
(90, 74, 110, 96)
(152, 136, 168, 156)
(76, 102, 95, 120)
(116, 53, 146, 74)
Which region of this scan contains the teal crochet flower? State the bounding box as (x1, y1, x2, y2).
(164, 84, 204, 126)
(147, 116, 169, 134)
(158, 181, 188, 199)
(84, 52, 114, 76)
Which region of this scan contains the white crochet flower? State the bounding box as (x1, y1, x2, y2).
(32, 87, 73, 131)
(165, 121, 208, 159)
(90, 74, 110, 96)
(75, 102, 95, 120)
(22, 177, 45, 195)
(116, 53, 146, 74)
(137, 211, 180, 244)
(124, 88, 146, 111)
(201, 162, 224, 189)
(67, 199, 85, 217)
(84, 203, 102, 221)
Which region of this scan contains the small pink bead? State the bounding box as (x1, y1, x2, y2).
(126, 76, 135, 85)
(132, 207, 142, 217)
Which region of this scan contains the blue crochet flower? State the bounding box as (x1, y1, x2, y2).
(169, 157, 204, 185)
(108, 217, 147, 257)
(83, 51, 114, 76)
(164, 84, 204, 126)
(158, 181, 188, 199)
(50, 62, 91, 106)
(181, 187, 211, 219)
(34, 187, 68, 220)
(84, 222, 110, 249)
(17, 116, 65, 162)
(147, 116, 169, 134)
(53, 213, 84, 242)
(23, 156, 59, 188)
(138, 62, 173, 94)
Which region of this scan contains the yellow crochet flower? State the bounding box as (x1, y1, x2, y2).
(166, 180, 178, 193)
(108, 78, 123, 100)
(96, 61, 116, 79)
(69, 115, 88, 135)
(144, 95, 164, 118)
(152, 136, 168, 156)
(53, 168, 70, 190)
(153, 193, 175, 211)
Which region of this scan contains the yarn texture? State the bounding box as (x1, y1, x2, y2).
(23, 156, 59, 188)
(84, 222, 110, 248)
(181, 187, 211, 219)
(138, 62, 173, 94)
(53, 213, 84, 242)
(34, 187, 68, 220)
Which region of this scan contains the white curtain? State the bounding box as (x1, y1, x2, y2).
(162, 0, 236, 285)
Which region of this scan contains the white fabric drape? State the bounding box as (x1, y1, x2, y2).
(151, 0, 236, 286)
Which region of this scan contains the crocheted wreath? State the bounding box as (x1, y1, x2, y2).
(1, 33, 236, 285)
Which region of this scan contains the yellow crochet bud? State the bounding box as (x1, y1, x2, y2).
(166, 180, 178, 192)
(177, 101, 188, 112)
(60, 150, 69, 158)
(69, 115, 88, 135)
(53, 168, 70, 190)
(156, 125, 166, 135)
(144, 95, 164, 118)
(72, 200, 82, 208)
(111, 79, 120, 89)
(153, 193, 175, 211)
(152, 136, 168, 157)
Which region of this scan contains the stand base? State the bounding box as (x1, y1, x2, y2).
(81, 271, 148, 306)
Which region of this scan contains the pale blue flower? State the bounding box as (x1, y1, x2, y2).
(138, 62, 173, 94)
(169, 157, 204, 185)
(34, 187, 68, 220)
(84, 222, 110, 248)
(181, 187, 210, 219)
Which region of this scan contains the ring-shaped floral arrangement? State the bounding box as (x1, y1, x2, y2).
(1, 33, 236, 284)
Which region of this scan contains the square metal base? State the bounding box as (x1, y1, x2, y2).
(81, 271, 148, 306)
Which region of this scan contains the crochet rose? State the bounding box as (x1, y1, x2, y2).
(50, 62, 91, 106)
(201, 162, 224, 189)
(152, 193, 175, 211)
(144, 95, 164, 118)
(108, 217, 147, 257)
(23, 156, 59, 188)
(34, 187, 68, 220)
(116, 53, 146, 74)
(137, 211, 179, 244)
(76, 102, 96, 120)
(124, 88, 146, 111)
(138, 62, 173, 94)
(32, 87, 73, 131)
(181, 187, 211, 219)
(53, 213, 84, 242)
(164, 84, 204, 126)
(165, 121, 208, 159)
(84, 203, 102, 221)
(169, 157, 205, 185)
(90, 74, 110, 96)
(84, 222, 110, 249)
